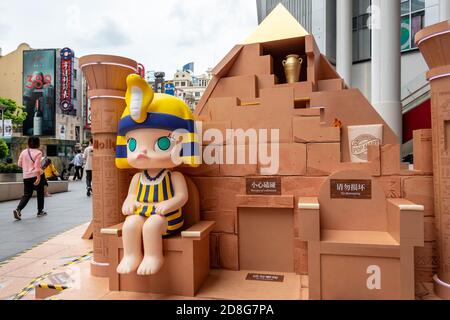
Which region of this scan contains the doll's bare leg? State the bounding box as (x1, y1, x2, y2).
(117, 215, 145, 274)
(137, 215, 168, 275)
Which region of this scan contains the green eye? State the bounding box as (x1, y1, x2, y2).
(155, 137, 171, 151)
(128, 138, 137, 152)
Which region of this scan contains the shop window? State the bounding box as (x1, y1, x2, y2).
(401, 0, 425, 51)
(47, 145, 58, 157)
(352, 0, 372, 63)
(353, 0, 426, 62)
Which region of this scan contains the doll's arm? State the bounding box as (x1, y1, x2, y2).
(155, 172, 188, 215)
(122, 173, 142, 215)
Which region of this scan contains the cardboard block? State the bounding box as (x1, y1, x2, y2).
(256, 74, 278, 91)
(293, 116, 340, 143)
(402, 176, 434, 217)
(220, 144, 258, 176)
(281, 176, 326, 198)
(219, 234, 239, 270)
(306, 143, 340, 176)
(292, 107, 323, 117)
(201, 210, 236, 234)
(336, 144, 381, 176)
(414, 241, 438, 283)
(413, 129, 433, 174)
(317, 79, 344, 92)
(374, 176, 402, 198)
(210, 233, 220, 269)
(423, 217, 436, 242)
(213, 75, 258, 101)
(227, 43, 272, 77)
(200, 121, 232, 146)
(258, 143, 306, 176)
(381, 144, 401, 175)
(177, 164, 220, 177)
(191, 177, 245, 211)
(294, 239, 308, 275)
(275, 81, 315, 98)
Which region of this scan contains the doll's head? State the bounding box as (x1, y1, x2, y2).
(116, 74, 199, 170)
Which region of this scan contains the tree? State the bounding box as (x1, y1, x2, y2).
(0, 97, 27, 127)
(0, 138, 9, 160)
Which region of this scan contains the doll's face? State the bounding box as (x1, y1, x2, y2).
(126, 128, 181, 170)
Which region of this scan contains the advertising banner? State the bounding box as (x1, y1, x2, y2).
(22, 49, 56, 136)
(60, 47, 74, 112)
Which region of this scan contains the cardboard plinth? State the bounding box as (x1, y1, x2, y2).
(90, 260, 110, 278)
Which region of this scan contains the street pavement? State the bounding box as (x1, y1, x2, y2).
(0, 180, 92, 262)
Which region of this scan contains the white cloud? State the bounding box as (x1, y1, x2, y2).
(0, 0, 257, 77)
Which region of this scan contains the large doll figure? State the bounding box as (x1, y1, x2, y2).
(115, 74, 198, 275)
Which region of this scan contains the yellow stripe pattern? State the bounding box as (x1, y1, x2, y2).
(134, 171, 184, 236)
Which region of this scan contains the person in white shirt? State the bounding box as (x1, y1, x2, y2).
(83, 138, 94, 196)
(72, 149, 84, 181)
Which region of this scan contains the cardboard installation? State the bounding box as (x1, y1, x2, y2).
(76, 4, 445, 300)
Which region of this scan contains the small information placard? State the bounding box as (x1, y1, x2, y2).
(246, 177, 281, 195)
(246, 273, 284, 282)
(330, 179, 372, 199)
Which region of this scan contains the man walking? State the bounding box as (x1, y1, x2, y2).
(83, 138, 94, 196)
(72, 149, 84, 181)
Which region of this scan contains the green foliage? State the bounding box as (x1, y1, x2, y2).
(0, 138, 8, 159)
(0, 97, 27, 127)
(0, 163, 22, 173)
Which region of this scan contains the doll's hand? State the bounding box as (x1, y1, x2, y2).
(155, 202, 171, 216)
(122, 199, 141, 216)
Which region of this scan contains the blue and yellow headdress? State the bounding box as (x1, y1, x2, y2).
(116, 74, 200, 169)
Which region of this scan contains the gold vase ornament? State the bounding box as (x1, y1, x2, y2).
(282, 54, 303, 83)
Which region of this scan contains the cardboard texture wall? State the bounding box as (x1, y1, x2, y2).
(416, 20, 450, 299)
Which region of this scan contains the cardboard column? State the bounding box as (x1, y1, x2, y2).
(80, 55, 137, 277)
(416, 21, 450, 299)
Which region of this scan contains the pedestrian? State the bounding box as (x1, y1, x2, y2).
(83, 138, 94, 196)
(14, 136, 47, 220)
(72, 149, 84, 181)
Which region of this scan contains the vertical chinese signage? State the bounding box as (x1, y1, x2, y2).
(60, 47, 74, 112)
(84, 81, 91, 129)
(22, 49, 56, 136)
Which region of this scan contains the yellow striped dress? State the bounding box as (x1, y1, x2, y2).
(134, 170, 184, 236)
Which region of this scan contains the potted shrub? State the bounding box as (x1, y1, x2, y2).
(0, 163, 22, 182)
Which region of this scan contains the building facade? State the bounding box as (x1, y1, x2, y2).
(256, 0, 450, 155)
(171, 69, 212, 110)
(0, 43, 90, 163)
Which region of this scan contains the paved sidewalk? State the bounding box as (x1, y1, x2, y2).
(0, 180, 92, 261)
(0, 223, 92, 300)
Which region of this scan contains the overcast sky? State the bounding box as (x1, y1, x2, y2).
(0, 0, 257, 77)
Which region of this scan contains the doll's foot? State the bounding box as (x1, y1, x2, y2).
(137, 255, 164, 275)
(117, 255, 142, 274)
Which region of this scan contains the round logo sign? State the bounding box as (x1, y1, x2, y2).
(60, 99, 72, 112)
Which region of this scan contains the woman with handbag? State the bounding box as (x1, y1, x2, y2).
(13, 136, 47, 220)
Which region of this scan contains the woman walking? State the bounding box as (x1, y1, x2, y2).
(13, 136, 47, 220)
